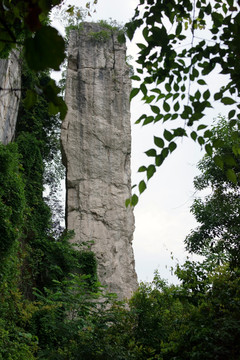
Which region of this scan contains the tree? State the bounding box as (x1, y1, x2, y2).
(125, 0, 240, 205)
(185, 117, 240, 267)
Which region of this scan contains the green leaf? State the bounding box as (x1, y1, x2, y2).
(163, 129, 173, 141)
(163, 114, 171, 122)
(228, 109, 236, 119)
(197, 124, 207, 131)
(135, 114, 146, 124)
(174, 102, 180, 111)
(197, 79, 207, 85)
(214, 92, 222, 100)
(126, 21, 136, 40)
(203, 89, 210, 100)
(147, 165, 156, 180)
(229, 119, 237, 127)
(198, 136, 205, 146)
(131, 75, 141, 81)
(165, 83, 171, 92)
(137, 42, 146, 49)
(154, 136, 164, 148)
(143, 116, 154, 125)
(176, 22, 182, 36)
(161, 148, 169, 159)
(138, 166, 147, 172)
(204, 130, 213, 138)
(145, 149, 156, 157)
(131, 194, 139, 206)
(183, 105, 192, 115)
(169, 142, 177, 152)
(221, 97, 236, 105)
(191, 131, 197, 141)
(195, 90, 201, 100)
(145, 95, 155, 103)
(174, 128, 187, 137)
(213, 155, 224, 169)
(125, 198, 130, 207)
(226, 169, 237, 184)
(130, 88, 140, 101)
(140, 83, 147, 96)
(25, 26, 65, 71)
(171, 114, 178, 120)
(174, 83, 179, 91)
(151, 89, 161, 95)
(155, 154, 163, 166)
(205, 143, 212, 156)
(163, 101, 170, 112)
(151, 105, 160, 114)
(142, 27, 149, 41)
(139, 180, 147, 194)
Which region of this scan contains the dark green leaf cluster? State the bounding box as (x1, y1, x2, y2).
(0, 0, 65, 66)
(126, 0, 240, 203)
(0, 0, 67, 120)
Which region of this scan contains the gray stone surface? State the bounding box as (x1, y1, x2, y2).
(0, 51, 21, 144)
(61, 23, 138, 299)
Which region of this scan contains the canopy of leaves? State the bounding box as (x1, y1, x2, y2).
(125, 0, 240, 205)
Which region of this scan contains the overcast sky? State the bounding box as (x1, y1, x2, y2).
(53, 0, 229, 284)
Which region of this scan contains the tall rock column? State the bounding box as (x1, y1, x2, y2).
(0, 50, 21, 144)
(61, 23, 138, 299)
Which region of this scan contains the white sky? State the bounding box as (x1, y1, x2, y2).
(52, 0, 230, 284)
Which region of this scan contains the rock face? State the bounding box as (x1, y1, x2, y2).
(0, 51, 21, 144)
(61, 23, 138, 299)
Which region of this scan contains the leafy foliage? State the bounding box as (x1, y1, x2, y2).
(186, 117, 240, 267)
(0, 0, 67, 119)
(125, 0, 240, 204)
(0, 143, 25, 265)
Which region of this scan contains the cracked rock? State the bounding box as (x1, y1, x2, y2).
(0, 50, 21, 144)
(61, 23, 138, 299)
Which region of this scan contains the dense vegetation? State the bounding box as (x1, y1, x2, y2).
(0, 0, 240, 358)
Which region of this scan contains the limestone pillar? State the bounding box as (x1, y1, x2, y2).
(61, 23, 138, 299)
(0, 50, 21, 144)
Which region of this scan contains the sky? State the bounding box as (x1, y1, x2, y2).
(52, 0, 229, 284)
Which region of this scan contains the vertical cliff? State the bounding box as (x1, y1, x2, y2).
(0, 51, 21, 144)
(61, 23, 138, 299)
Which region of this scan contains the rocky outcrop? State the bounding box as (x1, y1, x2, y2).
(61, 23, 138, 299)
(0, 50, 21, 144)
